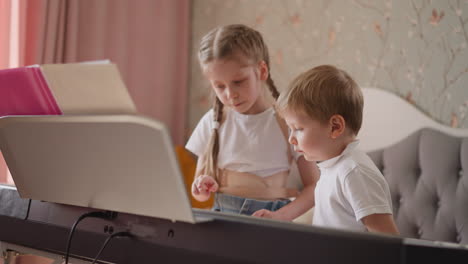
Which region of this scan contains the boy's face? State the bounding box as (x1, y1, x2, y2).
(282, 108, 335, 162)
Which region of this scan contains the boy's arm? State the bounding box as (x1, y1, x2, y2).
(362, 214, 400, 235)
(253, 156, 319, 221)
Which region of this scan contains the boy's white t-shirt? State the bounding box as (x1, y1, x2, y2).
(313, 140, 393, 232)
(186, 107, 299, 177)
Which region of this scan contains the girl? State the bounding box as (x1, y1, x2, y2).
(185, 24, 319, 221)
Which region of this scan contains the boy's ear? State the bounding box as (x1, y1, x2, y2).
(329, 115, 345, 139)
(258, 60, 269, 81)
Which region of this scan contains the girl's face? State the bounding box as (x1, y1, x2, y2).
(203, 56, 269, 115)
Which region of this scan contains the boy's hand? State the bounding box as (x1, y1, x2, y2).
(252, 209, 287, 221)
(192, 175, 219, 195)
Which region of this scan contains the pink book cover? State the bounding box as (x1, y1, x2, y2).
(0, 66, 62, 115)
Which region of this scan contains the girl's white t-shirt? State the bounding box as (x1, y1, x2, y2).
(186, 107, 297, 177)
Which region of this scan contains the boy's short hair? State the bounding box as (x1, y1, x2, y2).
(277, 65, 364, 135)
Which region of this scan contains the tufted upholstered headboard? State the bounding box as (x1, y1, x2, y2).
(361, 88, 468, 244)
(368, 128, 468, 244)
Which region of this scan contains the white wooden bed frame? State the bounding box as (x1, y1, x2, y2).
(360, 88, 468, 152)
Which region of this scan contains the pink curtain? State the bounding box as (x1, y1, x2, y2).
(0, 0, 190, 185)
(0, 0, 11, 183)
(20, 0, 190, 145)
(0, 0, 12, 69)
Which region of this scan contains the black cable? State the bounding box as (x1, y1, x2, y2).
(64, 211, 117, 264)
(23, 199, 31, 220)
(91, 231, 133, 264)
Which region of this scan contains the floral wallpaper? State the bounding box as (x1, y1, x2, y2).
(187, 0, 468, 137)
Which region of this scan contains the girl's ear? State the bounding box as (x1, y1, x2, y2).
(329, 115, 345, 139)
(258, 60, 269, 81)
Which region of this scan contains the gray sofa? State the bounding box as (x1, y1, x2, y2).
(368, 128, 468, 244)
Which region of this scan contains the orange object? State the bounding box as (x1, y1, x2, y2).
(175, 146, 213, 209)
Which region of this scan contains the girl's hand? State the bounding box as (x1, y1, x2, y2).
(192, 175, 219, 195)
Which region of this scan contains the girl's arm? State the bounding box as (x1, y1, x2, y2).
(361, 214, 400, 235)
(191, 155, 218, 202)
(253, 156, 319, 221)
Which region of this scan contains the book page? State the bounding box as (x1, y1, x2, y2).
(41, 63, 137, 114)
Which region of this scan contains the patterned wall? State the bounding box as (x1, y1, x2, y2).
(187, 0, 468, 137)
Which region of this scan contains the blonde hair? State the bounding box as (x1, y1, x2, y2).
(277, 65, 363, 134)
(198, 24, 279, 179)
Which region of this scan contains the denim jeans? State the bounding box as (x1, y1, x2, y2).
(212, 193, 291, 216)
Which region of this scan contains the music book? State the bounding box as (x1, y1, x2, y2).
(0, 66, 62, 116)
(0, 62, 136, 116)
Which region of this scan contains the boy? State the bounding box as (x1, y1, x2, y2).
(254, 65, 399, 235)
